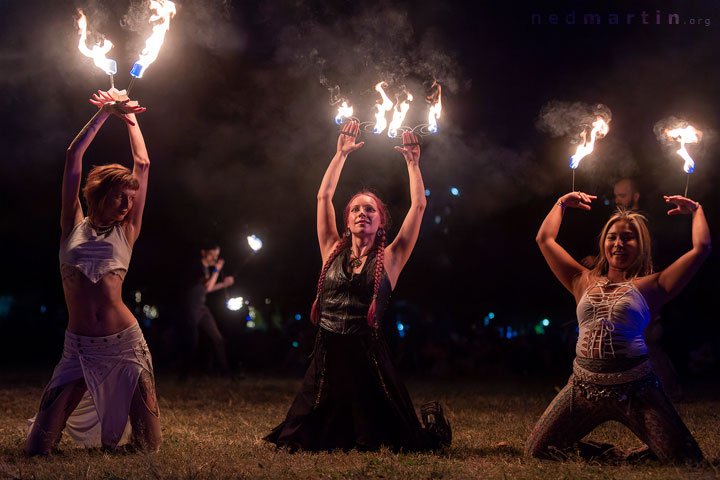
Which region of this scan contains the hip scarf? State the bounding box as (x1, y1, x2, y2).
(572, 355, 657, 401)
(28, 323, 153, 447)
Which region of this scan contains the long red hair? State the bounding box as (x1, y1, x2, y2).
(310, 191, 391, 327)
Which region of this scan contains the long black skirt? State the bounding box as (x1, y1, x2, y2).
(265, 328, 440, 452)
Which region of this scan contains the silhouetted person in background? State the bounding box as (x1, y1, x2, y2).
(613, 177, 640, 211)
(179, 244, 234, 378)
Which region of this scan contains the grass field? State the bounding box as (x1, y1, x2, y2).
(1, 372, 718, 479)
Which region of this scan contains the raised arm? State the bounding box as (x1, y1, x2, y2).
(384, 130, 426, 288)
(204, 259, 235, 293)
(648, 196, 711, 304)
(536, 191, 596, 299)
(317, 121, 364, 263)
(89, 89, 148, 245)
(122, 112, 150, 245)
(61, 105, 113, 241)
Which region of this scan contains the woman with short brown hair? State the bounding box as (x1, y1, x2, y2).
(26, 90, 160, 454)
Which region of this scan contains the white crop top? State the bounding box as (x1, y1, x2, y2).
(576, 280, 650, 358)
(59, 218, 132, 283)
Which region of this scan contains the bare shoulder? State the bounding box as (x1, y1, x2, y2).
(631, 272, 662, 306)
(631, 273, 660, 289)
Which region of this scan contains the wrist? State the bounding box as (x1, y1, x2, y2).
(96, 108, 112, 120)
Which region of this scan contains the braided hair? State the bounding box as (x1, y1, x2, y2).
(366, 227, 386, 327)
(310, 191, 391, 327)
(310, 233, 350, 325)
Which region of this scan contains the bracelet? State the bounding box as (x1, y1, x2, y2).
(213, 267, 219, 273)
(556, 200, 566, 210)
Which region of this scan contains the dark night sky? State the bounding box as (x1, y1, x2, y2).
(0, 0, 718, 351)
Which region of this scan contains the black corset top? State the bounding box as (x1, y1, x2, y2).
(318, 248, 392, 335)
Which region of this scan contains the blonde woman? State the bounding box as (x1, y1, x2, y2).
(527, 191, 710, 462)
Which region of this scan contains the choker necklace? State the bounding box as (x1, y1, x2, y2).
(599, 277, 630, 288)
(348, 250, 370, 269)
(88, 219, 115, 235)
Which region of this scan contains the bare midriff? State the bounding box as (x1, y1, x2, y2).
(61, 267, 136, 336)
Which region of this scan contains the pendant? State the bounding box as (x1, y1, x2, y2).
(349, 257, 363, 269)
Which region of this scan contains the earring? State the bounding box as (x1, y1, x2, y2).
(344, 228, 351, 237)
(377, 228, 383, 237)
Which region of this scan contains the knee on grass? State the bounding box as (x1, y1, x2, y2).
(131, 424, 162, 452)
(25, 434, 53, 456)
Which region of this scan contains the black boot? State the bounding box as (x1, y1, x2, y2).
(420, 401, 452, 447)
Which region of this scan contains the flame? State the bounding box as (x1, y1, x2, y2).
(76, 10, 117, 75)
(334, 101, 353, 125)
(373, 82, 394, 134)
(666, 125, 700, 173)
(388, 92, 413, 138)
(247, 234, 263, 252)
(569, 118, 609, 169)
(427, 83, 442, 133)
(131, 0, 176, 78)
(226, 297, 245, 311)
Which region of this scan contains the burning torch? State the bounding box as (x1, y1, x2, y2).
(247, 234, 263, 253)
(387, 91, 413, 139)
(426, 81, 442, 134)
(334, 101, 354, 125)
(372, 82, 394, 135)
(569, 117, 609, 191)
(76, 10, 117, 89)
(126, 0, 176, 95)
(223, 234, 264, 306)
(665, 124, 701, 197)
(330, 81, 442, 140)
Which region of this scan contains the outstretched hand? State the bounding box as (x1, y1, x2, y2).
(394, 130, 420, 165)
(89, 89, 146, 126)
(664, 195, 699, 215)
(559, 191, 596, 211)
(336, 121, 364, 156)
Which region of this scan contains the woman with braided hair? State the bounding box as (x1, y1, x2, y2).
(265, 121, 451, 452)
